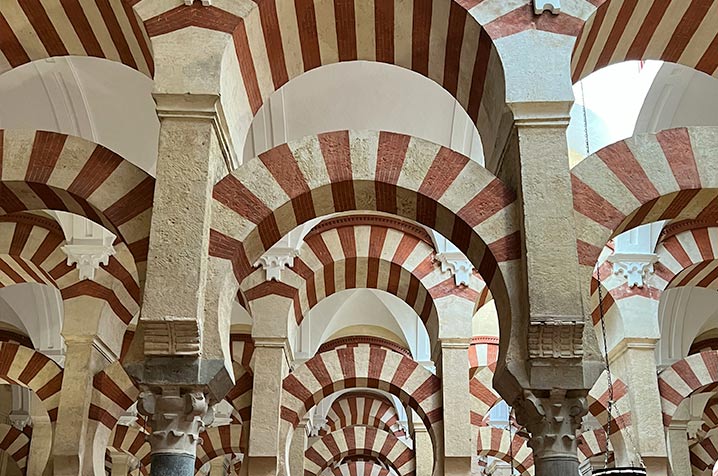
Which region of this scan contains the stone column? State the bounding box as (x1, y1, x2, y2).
(437, 339, 472, 475)
(514, 390, 588, 476)
(490, 30, 604, 472)
(414, 420, 433, 476)
(288, 418, 309, 476)
(666, 422, 690, 476)
(52, 336, 110, 475)
(611, 340, 668, 473)
(246, 338, 290, 476)
(137, 388, 214, 476)
(110, 451, 132, 476)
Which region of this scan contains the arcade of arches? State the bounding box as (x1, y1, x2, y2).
(1, 1, 718, 475)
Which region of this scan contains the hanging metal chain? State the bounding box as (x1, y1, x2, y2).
(509, 406, 516, 475)
(595, 266, 615, 469)
(581, 81, 591, 157)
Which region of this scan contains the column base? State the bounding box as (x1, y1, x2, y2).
(151, 453, 195, 476)
(535, 455, 579, 476)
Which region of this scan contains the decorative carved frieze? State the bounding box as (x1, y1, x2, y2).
(138, 388, 214, 454)
(607, 252, 658, 288)
(534, 0, 561, 14)
(528, 318, 583, 359)
(434, 252, 473, 286)
(143, 317, 201, 356)
(514, 389, 588, 460)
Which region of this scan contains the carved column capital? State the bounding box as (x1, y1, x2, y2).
(514, 389, 588, 460)
(607, 252, 658, 288)
(138, 387, 215, 455)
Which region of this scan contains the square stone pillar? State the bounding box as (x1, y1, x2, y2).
(437, 339, 472, 476)
(666, 422, 691, 476)
(110, 451, 132, 476)
(288, 418, 309, 476)
(611, 340, 668, 473)
(53, 337, 109, 475)
(247, 339, 290, 476)
(413, 420, 433, 476)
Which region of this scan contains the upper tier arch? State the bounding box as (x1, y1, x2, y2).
(0, 1, 153, 77)
(572, 0, 718, 82)
(138, 0, 508, 163)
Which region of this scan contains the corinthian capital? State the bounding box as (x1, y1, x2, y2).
(138, 388, 215, 454)
(514, 389, 588, 459)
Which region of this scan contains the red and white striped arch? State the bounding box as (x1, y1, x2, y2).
(0, 129, 154, 278)
(0, 1, 153, 77)
(0, 215, 141, 326)
(0, 343, 63, 422)
(701, 399, 718, 436)
(241, 218, 486, 341)
(572, 0, 718, 83)
(211, 131, 519, 327)
(137, 0, 507, 163)
(280, 345, 442, 471)
(325, 461, 393, 476)
(476, 426, 533, 475)
(658, 351, 718, 427)
(572, 127, 718, 284)
(108, 424, 151, 470)
(305, 426, 415, 476)
(577, 429, 608, 462)
(690, 431, 718, 475)
(195, 425, 244, 472)
(227, 334, 254, 423)
(90, 361, 139, 430)
(320, 392, 406, 438)
(0, 423, 30, 473)
(655, 227, 718, 291)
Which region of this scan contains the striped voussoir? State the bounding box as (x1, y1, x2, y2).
(195, 424, 244, 471)
(280, 345, 443, 462)
(578, 429, 608, 462)
(0, 423, 30, 473)
(0, 130, 154, 278)
(138, 0, 506, 162)
(108, 424, 151, 469)
(0, 0, 152, 76)
(655, 227, 718, 291)
(0, 215, 141, 326)
(90, 361, 139, 430)
(470, 367, 501, 427)
(320, 392, 406, 438)
(475, 426, 533, 475)
(700, 399, 718, 437)
(468, 340, 499, 425)
(572, 0, 718, 83)
(572, 127, 718, 281)
(326, 461, 393, 476)
(211, 130, 519, 306)
(0, 343, 62, 422)
(241, 220, 487, 338)
(228, 335, 254, 422)
(305, 426, 415, 476)
(587, 371, 632, 436)
(690, 432, 718, 475)
(658, 351, 718, 427)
